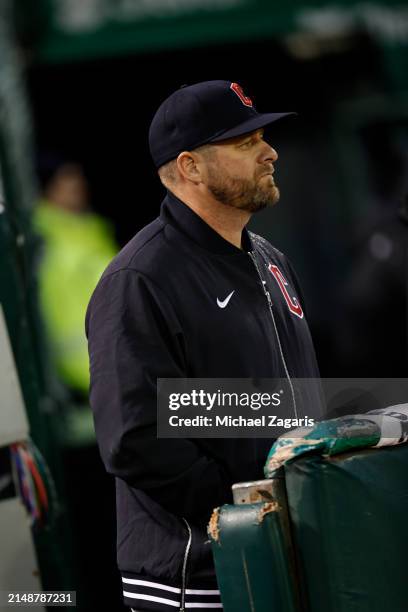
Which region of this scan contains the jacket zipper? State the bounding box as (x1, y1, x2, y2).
(180, 517, 192, 612)
(248, 250, 298, 419)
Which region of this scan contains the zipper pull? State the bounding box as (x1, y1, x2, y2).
(265, 290, 273, 308)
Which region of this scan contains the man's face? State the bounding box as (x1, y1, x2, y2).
(202, 128, 280, 213)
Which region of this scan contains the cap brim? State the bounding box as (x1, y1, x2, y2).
(209, 112, 296, 143)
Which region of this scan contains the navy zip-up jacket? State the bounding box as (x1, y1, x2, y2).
(85, 190, 320, 611)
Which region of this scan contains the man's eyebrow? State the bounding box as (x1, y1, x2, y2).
(237, 129, 264, 143)
(235, 135, 250, 144)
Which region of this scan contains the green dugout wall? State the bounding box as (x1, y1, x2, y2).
(0, 1, 76, 599)
(0, 8, 123, 608)
(211, 443, 408, 612)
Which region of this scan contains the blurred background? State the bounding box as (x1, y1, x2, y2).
(0, 0, 406, 610)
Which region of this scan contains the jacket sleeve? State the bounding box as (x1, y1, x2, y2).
(85, 268, 231, 522)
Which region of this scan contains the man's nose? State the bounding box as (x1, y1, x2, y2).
(261, 141, 278, 162)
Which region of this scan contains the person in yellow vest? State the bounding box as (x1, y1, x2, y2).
(34, 161, 117, 397)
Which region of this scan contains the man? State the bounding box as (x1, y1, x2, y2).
(35, 160, 117, 396)
(85, 80, 320, 611)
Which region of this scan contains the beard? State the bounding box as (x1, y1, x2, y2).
(205, 164, 280, 213)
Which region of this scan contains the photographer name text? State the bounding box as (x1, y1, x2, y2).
(168, 415, 315, 428)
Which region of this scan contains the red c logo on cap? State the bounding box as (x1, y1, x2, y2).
(230, 83, 253, 107)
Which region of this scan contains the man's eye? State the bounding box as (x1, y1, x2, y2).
(240, 140, 252, 148)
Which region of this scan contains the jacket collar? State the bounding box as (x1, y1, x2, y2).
(160, 190, 253, 256)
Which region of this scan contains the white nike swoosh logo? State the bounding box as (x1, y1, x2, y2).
(217, 291, 235, 308)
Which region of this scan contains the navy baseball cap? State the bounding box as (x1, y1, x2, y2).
(149, 80, 295, 169)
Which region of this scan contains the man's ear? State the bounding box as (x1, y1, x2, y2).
(176, 151, 203, 184)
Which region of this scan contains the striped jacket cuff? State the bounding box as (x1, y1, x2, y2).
(122, 575, 223, 610)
